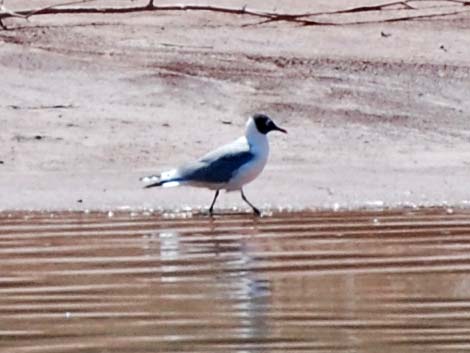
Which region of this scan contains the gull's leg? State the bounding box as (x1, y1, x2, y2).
(208, 190, 220, 215)
(241, 189, 261, 216)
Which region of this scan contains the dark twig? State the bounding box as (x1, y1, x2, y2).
(255, 0, 469, 22)
(0, 0, 469, 29)
(0, 0, 27, 29)
(401, 1, 417, 9)
(3, 3, 273, 19)
(318, 7, 470, 27)
(0, 0, 27, 18)
(25, 0, 97, 19)
(243, 0, 446, 20)
(377, 7, 470, 22)
(8, 103, 75, 110)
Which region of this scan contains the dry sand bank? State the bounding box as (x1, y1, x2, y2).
(1, 1, 470, 211)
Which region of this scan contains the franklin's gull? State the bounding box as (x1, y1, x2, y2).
(141, 113, 287, 215)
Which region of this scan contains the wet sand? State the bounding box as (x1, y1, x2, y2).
(3, 209, 470, 352)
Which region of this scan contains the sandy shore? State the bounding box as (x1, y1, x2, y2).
(1, 0, 470, 211)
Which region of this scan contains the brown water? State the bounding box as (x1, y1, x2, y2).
(2, 209, 470, 353)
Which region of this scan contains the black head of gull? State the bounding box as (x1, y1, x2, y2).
(253, 114, 287, 135)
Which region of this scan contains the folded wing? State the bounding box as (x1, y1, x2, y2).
(179, 150, 254, 184)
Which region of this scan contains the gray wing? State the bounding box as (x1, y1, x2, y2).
(177, 150, 255, 184)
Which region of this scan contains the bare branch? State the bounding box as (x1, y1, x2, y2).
(0, 0, 4, 29)
(0, 1, 27, 18)
(0, 0, 26, 29)
(374, 7, 470, 23)
(25, 0, 97, 19)
(263, 0, 467, 19)
(303, 6, 470, 27)
(0, 0, 469, 30)
(401, 1, 417, 10)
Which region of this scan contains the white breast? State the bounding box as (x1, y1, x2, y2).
(225, 133, 270, 191)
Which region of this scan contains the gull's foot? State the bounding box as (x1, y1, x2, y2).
(252, 207, 261, 217)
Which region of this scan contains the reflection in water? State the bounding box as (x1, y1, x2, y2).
(226, 241, 269, 352)
(158, 231, 181, 283)
(2, 209, 470, 352)
(150, 226, 270, 353)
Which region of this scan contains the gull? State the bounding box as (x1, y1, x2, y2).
(141, 113, 287, 215)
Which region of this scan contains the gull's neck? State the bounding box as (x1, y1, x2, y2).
(244, 117, 269, 155)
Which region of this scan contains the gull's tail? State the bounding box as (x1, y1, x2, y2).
(140, 169, 182, 189)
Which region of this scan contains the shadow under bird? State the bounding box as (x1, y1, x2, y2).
(141, 113, 287, 215)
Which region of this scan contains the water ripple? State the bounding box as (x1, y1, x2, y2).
(2, 209, 470, 352)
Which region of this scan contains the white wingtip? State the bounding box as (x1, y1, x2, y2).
(161, 181, 181, 188)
